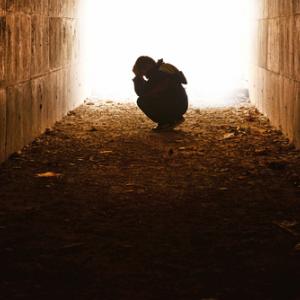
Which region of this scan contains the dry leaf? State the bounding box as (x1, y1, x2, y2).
(36, 172, 62, 178)
(223, 133, 235, 139)
(99, 150, 113, 154)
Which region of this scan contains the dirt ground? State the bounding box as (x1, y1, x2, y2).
(1, 99, 300, 300)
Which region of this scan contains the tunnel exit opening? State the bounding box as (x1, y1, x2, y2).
(82, 0, 254, 107)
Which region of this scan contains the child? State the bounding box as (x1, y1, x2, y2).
(132, 56, 188, 131)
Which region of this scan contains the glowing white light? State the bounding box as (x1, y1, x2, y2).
(84, 0, 253, 107)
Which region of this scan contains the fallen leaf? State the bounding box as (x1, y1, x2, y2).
(223, 133, 235, 139)
(36, 172, 62, 178)
(99, 150, 113, 154)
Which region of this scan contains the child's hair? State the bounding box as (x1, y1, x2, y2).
(134, 56, 156, 73)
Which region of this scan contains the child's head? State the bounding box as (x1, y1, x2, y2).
(133, 56, 156, 76)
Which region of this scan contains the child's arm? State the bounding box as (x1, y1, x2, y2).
(133, 75, 147, 96)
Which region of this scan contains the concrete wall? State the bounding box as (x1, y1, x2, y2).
(250, 0, 300, 148)
(0, 0, 89, 163)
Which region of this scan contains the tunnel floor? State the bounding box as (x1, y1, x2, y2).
(1, 100, 300, 300)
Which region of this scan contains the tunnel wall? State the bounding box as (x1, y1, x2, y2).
(249, 0, 300, 148)
(0, 0, 89, 163)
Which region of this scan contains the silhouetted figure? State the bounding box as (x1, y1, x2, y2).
(132, 56, 188, 131)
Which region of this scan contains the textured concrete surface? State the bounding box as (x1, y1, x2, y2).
(250, 0, 300, 148)
(0, 0, 88, 163)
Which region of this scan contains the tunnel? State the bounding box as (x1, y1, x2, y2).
(0, 1, 300, 162)
(0, 1, 300, 299)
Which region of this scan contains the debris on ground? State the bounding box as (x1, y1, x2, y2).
(35, 172, 63, 178)
(0, 99, 300, 299)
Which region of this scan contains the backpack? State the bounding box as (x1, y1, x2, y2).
(157, 60, 188, 85)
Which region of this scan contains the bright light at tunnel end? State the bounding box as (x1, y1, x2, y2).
(83, 0, 254, 107)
